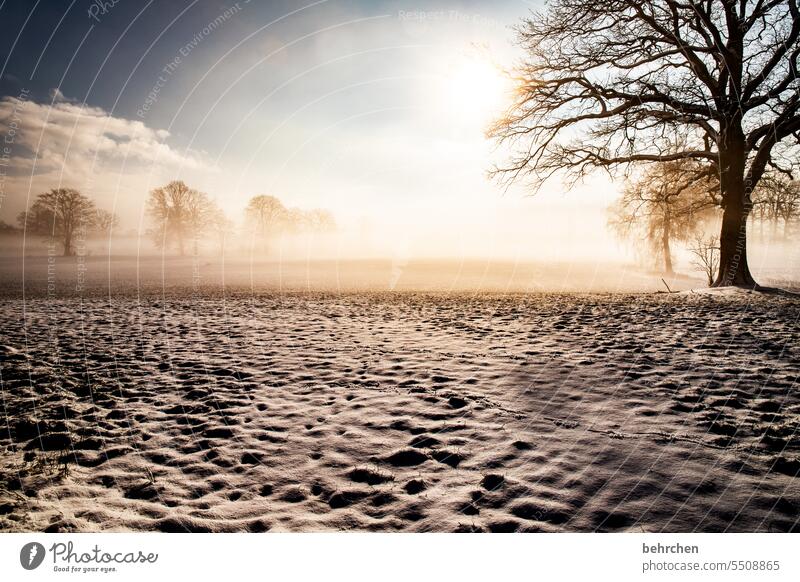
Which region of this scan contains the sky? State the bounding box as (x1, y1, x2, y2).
(0, 0, 625, 260)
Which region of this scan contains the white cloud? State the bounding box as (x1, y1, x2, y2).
(0, 91, 201, 179)
(0, 92, 214, 226)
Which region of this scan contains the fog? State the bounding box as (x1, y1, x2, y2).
(3, 169, 799, 295)
(2, 206, 798, 295)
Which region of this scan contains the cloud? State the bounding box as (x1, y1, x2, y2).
(49, 88, 67, 102)
(0, 90, 201, 179)
(0, 91, 214, 226)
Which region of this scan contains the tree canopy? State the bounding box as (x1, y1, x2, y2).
(18, 188, 103, 256)
(146, 180, 223, 255)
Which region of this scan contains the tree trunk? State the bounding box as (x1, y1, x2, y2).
(713, 187, 756, 287)
(63, 227, 73, 257)
(713, 125, 757, 288)
(662, 218, 673, 275)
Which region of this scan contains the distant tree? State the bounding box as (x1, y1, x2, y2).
(184, 191, 218, 256)
(689, 234, 721, 287)
(148, 181, 188, 254)
(243, 195, 337, 252)
(18, 200, 56, 234)
(244, 195, 287, 236)
(609, 160, 718, 274)
(209, 208, 235, 256)
(282, 207, 309, 234)
(90, 209, 119, 237)
(490, 0, 800, 287)
(244, 195, 287, 252)
(281, 207, 337, 234)
(304, 209, 336, 232)
(20, 188, 96, 256)
(751, 173, 800, 240)
(147, 181, 220, 255)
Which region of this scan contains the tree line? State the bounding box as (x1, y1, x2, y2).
(13, 181, 336, 257)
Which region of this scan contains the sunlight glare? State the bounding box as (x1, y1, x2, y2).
(443, 56, 511, 128)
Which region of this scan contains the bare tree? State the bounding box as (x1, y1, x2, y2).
(751, 172, 800, 239)
(147, 181, 194, 255)
(282, 207, 308, 234)
(689, 234, 721, 286)
(18, 200, 56, 234)
(490, 0, 800, 287)
(609, 160, 718, 273)
(184, 191, 218, 256)
(90, 209, 119, 237)
(209, 208, 235, 256)
(245, 195, 287, 235)
(243, 195, 336, 253)
(282, 207, 337, 234)
(21, 188, 96, 256)
(244, 195, 287, 251)
(304, 209, 337, 233)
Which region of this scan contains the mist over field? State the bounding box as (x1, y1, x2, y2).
(1, 203, 798, 295)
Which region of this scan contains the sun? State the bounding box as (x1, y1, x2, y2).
(444, 56, 511, 126)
